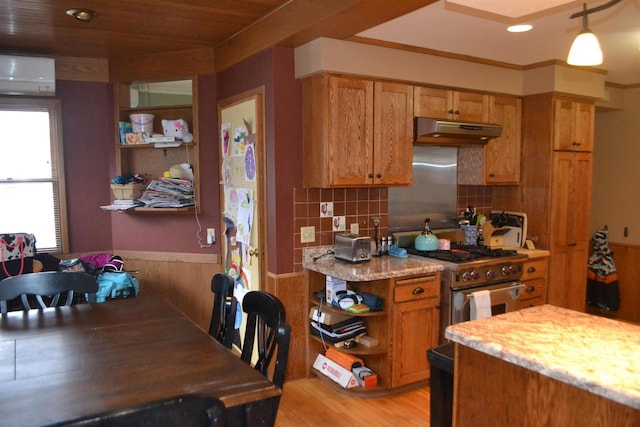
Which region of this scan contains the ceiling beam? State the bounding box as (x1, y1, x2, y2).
(213, 0, 437, 72)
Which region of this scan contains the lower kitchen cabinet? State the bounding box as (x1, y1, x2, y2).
(306, 270, 440, 395)
(518, 255, 548, 309)
(391, 273, 440, 387)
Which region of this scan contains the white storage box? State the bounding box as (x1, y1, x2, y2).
(313, 354, 358, 389)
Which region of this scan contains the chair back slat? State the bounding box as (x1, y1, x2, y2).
(239, 291, 290, 390)
(0, 272, 98, 314)
(208, 273, 237, 349)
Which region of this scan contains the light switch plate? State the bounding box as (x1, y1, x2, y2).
(300, 226, 315, 243)
(350, 223, 359, 234)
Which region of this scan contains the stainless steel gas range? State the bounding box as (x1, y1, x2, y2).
(407, 245, 528, 343)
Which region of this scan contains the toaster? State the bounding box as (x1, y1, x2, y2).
(334, 234, 372, 263)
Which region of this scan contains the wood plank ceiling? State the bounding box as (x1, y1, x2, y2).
(0, 0, 437, 73)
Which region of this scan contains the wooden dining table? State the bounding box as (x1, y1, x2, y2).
(0, 294, 281, 426)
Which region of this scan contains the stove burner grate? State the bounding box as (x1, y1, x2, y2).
(406, 244, 520, 263)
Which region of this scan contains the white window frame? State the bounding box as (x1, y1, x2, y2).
(0, 97, 68, 254)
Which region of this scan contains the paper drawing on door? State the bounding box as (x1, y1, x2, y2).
(220, 93, 263, 295)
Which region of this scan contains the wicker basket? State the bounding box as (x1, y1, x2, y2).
(110, 183, 145, 200)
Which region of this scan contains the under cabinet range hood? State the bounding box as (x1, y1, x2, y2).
(414, 117, 502, 145)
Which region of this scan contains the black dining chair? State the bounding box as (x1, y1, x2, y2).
(208, 273, 238, 349)
(50, 394, 226, 426)
(0, 271, 98, 314)
(240, 291, 291, 390)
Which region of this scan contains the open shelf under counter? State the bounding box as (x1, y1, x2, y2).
(309, 335, 387, 356)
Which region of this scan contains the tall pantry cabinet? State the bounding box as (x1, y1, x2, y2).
(493, 93, 594, 312)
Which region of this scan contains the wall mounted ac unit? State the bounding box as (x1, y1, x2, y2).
(0, 55, 55, 96)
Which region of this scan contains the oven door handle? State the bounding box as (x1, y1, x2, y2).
(457, 283, 526, 311)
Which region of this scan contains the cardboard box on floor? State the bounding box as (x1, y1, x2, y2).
(313, 354, 358, 389)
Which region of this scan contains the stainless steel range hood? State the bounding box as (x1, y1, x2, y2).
(414, 117, 502, 145)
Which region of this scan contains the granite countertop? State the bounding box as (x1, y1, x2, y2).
(445, 304, 640, 409)
(303, 246, 445, 281)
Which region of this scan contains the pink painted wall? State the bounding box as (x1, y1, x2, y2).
(217, 47, 303, 274)
(57, 80, 114, 253)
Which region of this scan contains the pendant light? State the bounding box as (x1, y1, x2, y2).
(566, 0, 622, 67)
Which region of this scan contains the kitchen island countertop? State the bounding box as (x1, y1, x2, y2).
(446, 304, 640, 410)
(303, 246, 445, 281)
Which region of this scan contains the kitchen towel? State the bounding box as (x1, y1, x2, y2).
(470, 290, 492, 320)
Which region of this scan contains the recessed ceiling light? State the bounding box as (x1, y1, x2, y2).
(66, 9, 99, 22)
(507, 24, 532, 33)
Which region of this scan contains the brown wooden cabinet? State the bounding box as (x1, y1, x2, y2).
(458, 94, 521, 185)
(493, 93, 594, 312)
(518, 256, 548, 309)
(414, 86, 489, 122)
(553, 99, 594, 152)
(114, 81, 199, 213)
(302, 74, 413, 188)
(547, 151, 592, 310)
(306, 270, 440, 395)
(484, 95, 521, 184)
(391, 273, 440, 387)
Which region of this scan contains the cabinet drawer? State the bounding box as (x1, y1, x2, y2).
(519, 278, 546, 301)
(394, 275, 439, 303)
(522, 258, 548, 281)
(518, 296, 546, 310)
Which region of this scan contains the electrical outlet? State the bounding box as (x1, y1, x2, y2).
(207, 228, 215, 244)
(300, 226, 315, 243)
(350, 223, 359, 234)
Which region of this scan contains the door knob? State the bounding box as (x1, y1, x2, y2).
(249, 249, 259, 257)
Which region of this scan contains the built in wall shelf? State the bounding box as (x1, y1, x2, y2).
(120, 103, 192, 115)
(116, 207, 195, 214)
(117, 142, 195, 149)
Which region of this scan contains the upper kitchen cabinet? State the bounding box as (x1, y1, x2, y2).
(458, 95, 521, 185)
(553, 100, 594, 152)
(485, 95, 521, 184)
(414, 86, 489, 123)
(303, 74, 413, 188)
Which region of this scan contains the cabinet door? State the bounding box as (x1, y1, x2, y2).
(413, 87, 451, 119)
(453, 91, 489, 122)
(414, 87, 488, 122)
(548, 152, 592, 311)
(574, 102, 594, 152)
(550, 152, 593, 249)
(548, 245, 589, 311)
(553, 100, 594, 152)
(373, 82, 413, 185)
(392, 299, 439, 387)
(391, 275, 440, 387)
(485, 95, 521, 184)
(327, 76, 374, 186)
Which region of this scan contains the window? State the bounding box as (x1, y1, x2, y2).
(0, 98, 68, 253)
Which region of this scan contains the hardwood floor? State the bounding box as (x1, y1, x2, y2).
(275, 378, 431, 426)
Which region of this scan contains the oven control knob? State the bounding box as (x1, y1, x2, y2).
(461, 271, 478, 281)
(486, 270, 496, 280)
(501, 265, 514, 276)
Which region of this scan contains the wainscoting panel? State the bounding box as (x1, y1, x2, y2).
(606, 243, 640, 324)
(118, 251, 222, 332)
